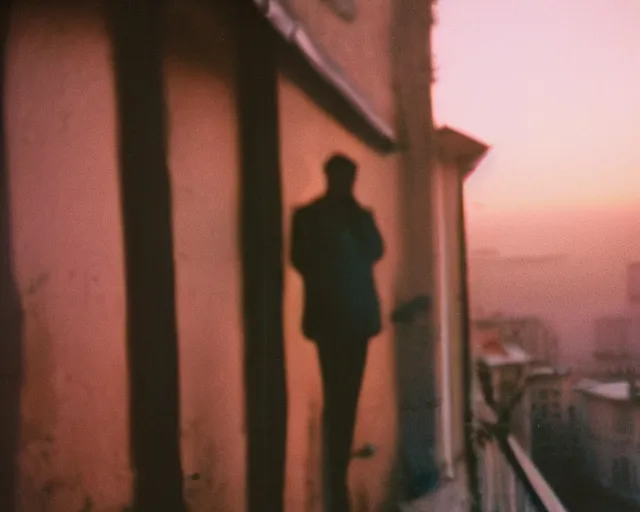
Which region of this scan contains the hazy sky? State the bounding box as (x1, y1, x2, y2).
(433, 0, 640, 214)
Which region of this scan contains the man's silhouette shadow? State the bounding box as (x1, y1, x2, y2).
(291, 154, 384, 512)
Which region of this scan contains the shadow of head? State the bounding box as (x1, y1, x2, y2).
(324, 153, 357, 199)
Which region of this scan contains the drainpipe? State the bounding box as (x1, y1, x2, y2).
(457, 172, 482, 512)
(433, 163, 454, 479)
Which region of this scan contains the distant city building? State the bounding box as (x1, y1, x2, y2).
(474, 316, 559, 366)
(473, 323, 532, 451)
(594, 315, 632, 357)
(592, 315, 640, 376)
(587, 265, 640, 376)
(473, 324, 535, 511)
(628, 262, 640, 305)
(574, 376, 640, 507)
(527, 365, 576, 482)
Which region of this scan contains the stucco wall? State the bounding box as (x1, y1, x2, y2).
(279, 76, 401, 511)
(163, 2, 245, 511)
(4, 1, 431, 509)
(6, 3, 132, 510)
(5, 1, 246, 510)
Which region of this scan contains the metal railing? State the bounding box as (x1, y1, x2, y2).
(474, 396, 568, 512)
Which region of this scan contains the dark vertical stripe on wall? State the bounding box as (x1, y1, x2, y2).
(0, 3, 23, 512)
(236, 2, 288, 511)
(105, 2, 185, 510)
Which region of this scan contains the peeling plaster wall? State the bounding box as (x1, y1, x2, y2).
(279, 76, 401, 511)
(163, 2, 245, 511)
(5, 0, 415, 509)
(6, 3, 132, 510)
(6, 1, 245, 510)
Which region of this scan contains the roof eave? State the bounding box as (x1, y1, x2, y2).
(437, 125, 490, 178)
(257, 0, 397, 151)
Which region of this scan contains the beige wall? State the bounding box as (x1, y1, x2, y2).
(6, 3, 132, 509)
(163, 2, 245, 511)
(287, 0, 395, 128)
(279, 76, 401, 511)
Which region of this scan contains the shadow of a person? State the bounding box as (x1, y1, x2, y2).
(291, 154, 384, 511)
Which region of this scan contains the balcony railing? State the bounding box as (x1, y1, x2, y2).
(474, 374, 569, 512)
(475, 410, 568, 511)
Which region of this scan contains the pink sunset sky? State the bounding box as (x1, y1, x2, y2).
(433, 0, 640, 214)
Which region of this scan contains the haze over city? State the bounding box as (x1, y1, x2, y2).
(433, 0, 640, 368)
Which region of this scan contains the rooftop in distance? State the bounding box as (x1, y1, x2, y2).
(575, 379, 640, 402)
(480, 343, 531, 368)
